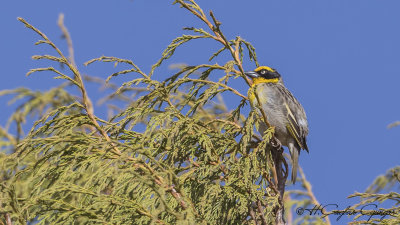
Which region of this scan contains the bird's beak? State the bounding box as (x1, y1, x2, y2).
(244, 71, 259, 78)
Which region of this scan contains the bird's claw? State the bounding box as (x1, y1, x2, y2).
(271, 137, 282, 150)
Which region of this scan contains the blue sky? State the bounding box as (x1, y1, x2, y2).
(1, 1, 400, 224)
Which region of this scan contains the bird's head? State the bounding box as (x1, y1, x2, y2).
(245, 66, 281, 86)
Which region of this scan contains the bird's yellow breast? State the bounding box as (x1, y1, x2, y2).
(248, 88, 256, 104)
(248, 84, 269, 107)
(248, 78, 278, 104)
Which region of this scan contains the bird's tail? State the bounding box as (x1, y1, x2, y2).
(289, 144, 299, 184)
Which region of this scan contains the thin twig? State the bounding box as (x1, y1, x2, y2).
(57, 13, 76, 68)
(248, 204, 257, 225)
(175, 0, 251, 86)
(205, 119, 242, 129)
(299, 167, 331, 225)
(0, 126, 17, 146)
(285, 194, 293, 225)
(257, 200, 268, 225)
(5, 213, 12, 225)
(272, 148, 286, 225)
(263, 172, 279, 195)
(186, 78, 248, 99)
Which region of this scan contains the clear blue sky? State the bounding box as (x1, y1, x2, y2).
(1, 1, 400, 224)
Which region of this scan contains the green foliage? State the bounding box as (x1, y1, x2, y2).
(0, 1, 398, 225)
(345, 167, 400, 225)
(1, 2, 278, 224)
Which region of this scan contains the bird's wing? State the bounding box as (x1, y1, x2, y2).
(278, 86, 309, 152)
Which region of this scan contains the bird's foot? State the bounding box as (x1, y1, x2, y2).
(271, 137, 282, 150)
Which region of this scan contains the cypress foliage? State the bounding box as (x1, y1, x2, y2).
(0, 1, 398, 224)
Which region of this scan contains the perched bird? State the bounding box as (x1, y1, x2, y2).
(245, 66, 309, 184)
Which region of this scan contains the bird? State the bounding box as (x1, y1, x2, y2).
(245, 66, 309, 184)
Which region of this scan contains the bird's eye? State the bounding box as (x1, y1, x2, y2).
(260, 70, 267, 75)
